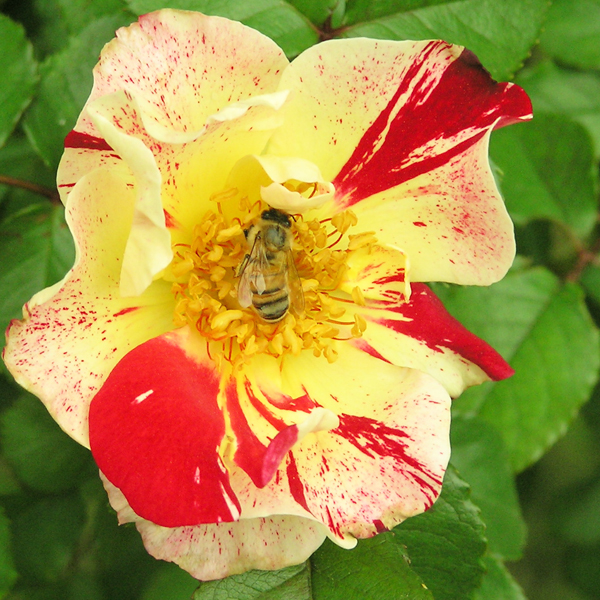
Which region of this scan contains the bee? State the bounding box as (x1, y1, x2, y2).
(236, 208, 305, 323)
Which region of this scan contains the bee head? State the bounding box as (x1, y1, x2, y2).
(261, 208, 292, 229)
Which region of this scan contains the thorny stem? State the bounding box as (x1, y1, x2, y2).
(0, 174, 61, 204)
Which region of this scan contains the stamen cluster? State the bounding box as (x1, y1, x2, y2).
(169, 188, 375, 370)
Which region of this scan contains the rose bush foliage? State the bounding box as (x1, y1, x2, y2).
(3, 10, 531, 580)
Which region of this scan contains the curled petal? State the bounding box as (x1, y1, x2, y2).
(89, 327, 241, 527)
(87, 96, 172, 297)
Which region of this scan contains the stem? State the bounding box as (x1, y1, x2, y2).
(0, 174, 60, 204)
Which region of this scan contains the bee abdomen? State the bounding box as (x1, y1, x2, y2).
(253, 288, 289, 322)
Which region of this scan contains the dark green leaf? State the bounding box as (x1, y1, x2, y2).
(490, 114, 598, 242)
(285, 0, 343, 27)
(339, 0, 549, 81)
(0, 131, 57, 217)
(0, 202, 75, 339)
(391, 467, 487, 600)
(0, 15, 38, 148)
(559, 477, 600, 545)
(540, 0, 600, 70)
(22, 14, 135, 171)
(11, 494, 86, 583)
(515, 61, 600, 158)
(57, 0, 129, 36)
(0, 393, 92, 493)
(312, 536, 431, 600)
(127, 0, 319, 57)
(142, 562, 199, 600)
(0, 506, 17, 597)
(581, 263, 600, 306)
(473, 553, 527, 600)
(451, 416, 526, 559)
(194, 563, 311, 600)
(436, 268, 600, 472)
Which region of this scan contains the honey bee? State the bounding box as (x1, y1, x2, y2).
(236, 208, 305, 322)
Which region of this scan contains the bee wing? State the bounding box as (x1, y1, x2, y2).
(237, 234, 268, 307)
(286, 249, 305, 316)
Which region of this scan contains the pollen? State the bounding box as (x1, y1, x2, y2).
(169, 187, 383, 370)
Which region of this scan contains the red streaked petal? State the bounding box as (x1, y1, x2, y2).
(333, 43, 532, 205)
(226, 376, 337, 488)
(89, 328, 240, 528)
(353, 283, 513, 392)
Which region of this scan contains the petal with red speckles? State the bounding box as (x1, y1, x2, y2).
(267, 38, 532, 285)
(3, 168, 175, 447)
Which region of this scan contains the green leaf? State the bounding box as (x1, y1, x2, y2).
(0, 202, 75, 338)
(581, 263, 600, 306)
(0, 506, 17, 597)
(0, 393, 92, 493)
(142, 563, 199, 600)
(339, 0, 549, 81)
(57, 0, 129, 36)
(22, 13, 135, 171)
(559, 477, 600, 545)
(0, 15, 38, 148)
(451, 416, 526, 559)
(435, 268, 600, 472)
(194, 563, 311, 600)
(0, 131, 57, 217)
(11, 494, 86, 583)
(515, 61, 600, 158)
(540, 0, 600, 70)
(127, 0, 319, 57)
(473, 554, 527, 600)
(391, 467, 487, 600)
(286, 0, 343, 27)
(312, 537, 432, 600)
(490, 114, 598, 242)
(344, 0, 449, 25)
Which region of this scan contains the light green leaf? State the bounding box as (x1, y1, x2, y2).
(0, 506, 17, 597)
(391, 467, 487, 600)
(0, 15, 38, 148)
(490, 114, 598, 242)
(515, 61, 600, 158)
(127, 0, 319, 57)
(435, 268, 600, 472)
(339, 0, 549, 81)
(473, 554, 528, 600)
(312, 537, 432, 600)
(194, 563, 311, 600)
(0, 203, 75, 339)
(540, 0, 600, 70)
(451, 416, 526, 560)
(22, 13, 135, 171)
(0, 393, 92, 493)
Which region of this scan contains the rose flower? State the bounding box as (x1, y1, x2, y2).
(3, 9, 531, 580)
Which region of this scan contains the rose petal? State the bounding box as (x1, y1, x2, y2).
(90, 326, 241, 527)
(350, 283, 513, 396)
(3, 168, 174, 445)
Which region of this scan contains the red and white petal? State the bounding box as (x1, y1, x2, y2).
(350, 283, 513, 397)
(90, 327, 241, 528)
(222, 348, 451, 543)
(100, 474, 327, 581)
(268, 38, 531, 284)
(3, 169, 174, 446)
(341, 244, 410, 303)
(348, 130, 516, 285)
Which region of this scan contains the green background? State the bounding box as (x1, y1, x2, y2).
(1, 0, 599, 599)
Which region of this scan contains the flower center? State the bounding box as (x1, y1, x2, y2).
(169, 187, 373, 370)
